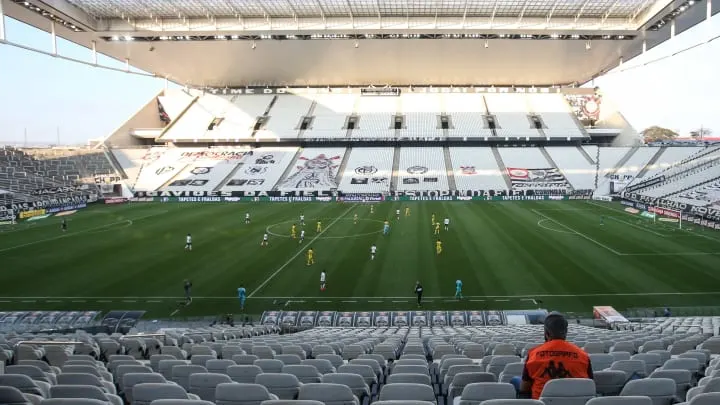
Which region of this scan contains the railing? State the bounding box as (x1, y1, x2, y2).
(14, 340, 83, 348)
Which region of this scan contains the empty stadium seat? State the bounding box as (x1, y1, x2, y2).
(539, 378, 596, 405)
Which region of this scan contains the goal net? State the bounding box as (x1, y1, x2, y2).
(646, 207, 683, 229)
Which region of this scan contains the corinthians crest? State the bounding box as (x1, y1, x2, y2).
(279, 153, 342, 189)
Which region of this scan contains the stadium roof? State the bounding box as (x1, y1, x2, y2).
(2, 0, 715, 87)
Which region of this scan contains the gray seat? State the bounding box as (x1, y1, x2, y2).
(190, 355, 215, 367)
(316, 354, 344, 369)
(123, 373, 168, 404)
(650, 369, 692, 400)
(379, 383, 435, 403)
(610, 352, 632, 362)
(610, 360, 647, 379)
(662, 358, 700, 377)
(586, 398, 653, 405)
(594, 370, 628, 396)
(171, 365, 208, 390)
(255, 360, 284, 374)
(322, 373, 370, 402)
(297, 383, 360, 405)
(56, 373, 116, 395)
(282, 365, 322, 384)
(159, 360, 189, 380)
(539, 378, 596, 405)
(252, 346, 276, 360)
(479, 401, 544, 405)
(457, 382, 516, 405)
(261, 401, 324, 405)
(589, 354, 614, 372)
(232, 355, 259, 365)
(620, 378, 676, 405)
(686, 393, 720, 405)
(132, 383, 193, 405)
(40, 400, 108, 405)
(206, 360, 236, 374)
(387, 373, 432, 386)
(274, 355, 302, 366)
(337, 364, 378, 388)
(116, 364, 154, 389)
(0, 386, 35, 405)
(215, 383, 278, 405)
(255, 373, 302, 400)
(150, 356, 178, 372)
(686, 378, 720, 402)
(0, 374, 50, 398)
(149, 401, 214, 405)
(392, 365, 430, 376)
(49, 385, 122, 405)
(227, 365, 264, 384)
(302, 359, 336, 375)
(188, 372, 232, 402)
(486, 356, 522, 379)
(498, 363, 524, 384)
(447, 372, 497, 400)
(631, 354, 662, 375)
(6, 365, 55, 385)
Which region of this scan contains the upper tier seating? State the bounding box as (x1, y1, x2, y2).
(443, 94, 494, 138)
(352, 97, 398, 139)
(302, 94, 357, 139)
(526, 94, 585, 139)
(259, 96, 314, 139)
(398, 94, 443, 138)
(485, 94, 541, 139)
(337, 148, 394, 194)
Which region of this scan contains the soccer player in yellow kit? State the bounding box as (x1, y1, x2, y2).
(436, 239, 443, 255)
(354, 213, 358, 225)
(306, 247, 315, 266)
(291, 224, 297, 239)
(434, 222, 441, 235)
(431, 213, 436, 226)
(405, 207, 411, 217)
(370, 205, 374, 214)
(316, 220, 323, 233)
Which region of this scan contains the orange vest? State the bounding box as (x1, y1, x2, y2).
(524, 339, 591, 399)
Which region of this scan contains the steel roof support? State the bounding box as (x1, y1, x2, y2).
(574, 0, 592, 23)
(284, 0, 299, 27)
(374, 0, 381, 25)
(601, 0, 621, 25)
(461, 0, 468, 27)
(50, 21, 57, 55)
(630, 0, 653, 22)
(313, 0, 327, 27)
(0, 0, 5, 41)
(490, 0, 499, 28)
(517, 0, 529, 24)
(546, 0, 561, 24)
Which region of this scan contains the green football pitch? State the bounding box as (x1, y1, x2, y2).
(1, 200, 720, 318)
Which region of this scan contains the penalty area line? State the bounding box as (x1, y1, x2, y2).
(248, 204, 357, 298)
(531, 209, 624, 256)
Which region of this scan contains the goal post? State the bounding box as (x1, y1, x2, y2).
(648, 207, 683, 230)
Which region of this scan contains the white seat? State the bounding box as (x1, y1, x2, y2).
(539, 378, 596, 405)
(188, 373, 232, 402)
(282, 365, 322, 384)
(297, 383, 359, 405)
(49, 385, 122, 405)
(594, 370, 627, 396)
(457, 382, 516, 405)
(255, 373, 302, 400)
(620, 378, 676, 405)
(123, 373, 168, 404)
(171, 365, 207, 390)
(215, 383, 278, 405)
(227, 365, 263, 384)
(322, 373, 370, 402)
(132, 383, 197, 405)
(255, 360, 284, 374)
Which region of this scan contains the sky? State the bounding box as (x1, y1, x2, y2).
(0, 11, 719, 145)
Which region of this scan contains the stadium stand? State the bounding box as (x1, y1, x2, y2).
(220, 147, 299, 193)
(397, 94, 443, 138)
(276, 148, 347, 193)
(448, 148, 507, 191)
(301, 94, 357, 139)
(352, 97, 398, 139)
(259, 95, 315, 139)
(485, 94, 541, 139)
(337, 148, 394, 194)
(443, 94, 494, 139)
(396, 148, 449, 192)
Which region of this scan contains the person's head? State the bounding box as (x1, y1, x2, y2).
(544, 312, 568, 341)
(416, 280, 420, 286)
(187, 233, 191, 236)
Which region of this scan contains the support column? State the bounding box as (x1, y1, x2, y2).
(125, 58, 130, 72)
(670, 20, 676, 38)
(164, 76, 169, 90)
(709, 0, 713, 19)
(642, 39, 647, 53)
(91, 40, 97, 64)
(51, 21, 57, 55)
(0, 0, 6, 41)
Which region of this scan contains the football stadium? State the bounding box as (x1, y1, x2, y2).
(2, 0, 720, 404)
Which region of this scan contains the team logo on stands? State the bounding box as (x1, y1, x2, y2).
(407, 166, 428, 175)
(403, 178, 419, 184)
(423, 177, 438, 183)
(247, 179, 265, 186)
(190, 167, 211, 175)
(279, 153, 342, 189)
(155, 166, 174, 175)
(460, 166, 477, 175)
(245, 166, 268, 175)
(169, 180, 192, 186)
(255, 155, 276, 164)
(371, 177, 388, 184)
(226, 179, 247, 186)
(351, 178, 369, 185)
(189, 180, 208, 186)
(355, 166, 378, 175)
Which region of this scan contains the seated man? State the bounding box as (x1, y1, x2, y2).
(516, 312, 593, 399)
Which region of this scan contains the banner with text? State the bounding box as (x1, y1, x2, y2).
(507, 168, 571, 191)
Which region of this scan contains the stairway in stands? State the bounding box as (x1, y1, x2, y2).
(634, 147, 667, 179)
(335, 147, 352, 186)
(390, 147, 401, 192)
(540, 146, 574, 192)
(491, 146, 513, 190)
(272, 147, 304, 191)
(443, 146, 457, 192)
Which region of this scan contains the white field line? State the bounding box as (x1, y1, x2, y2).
(247, 204, 356, 298)
(531, 209, 624, 256)
(585, 201, 668, 237)
(0, 210, 168, 253)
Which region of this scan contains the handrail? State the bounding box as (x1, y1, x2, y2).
(14, 341, 82, 348)
(120, 334, 165, 339)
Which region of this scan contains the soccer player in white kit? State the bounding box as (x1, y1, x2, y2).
(396, 209, 400, 220)
(320, 271, 327, 291)
(370, 244, 377, 260)
(299, 229, 305, 244)
(185, 233, 192, 251)
(444, 217, 450, 231)
(300, 214, 305, 226)
(261, 233, 269, 247)
(245, 212, 251, 224)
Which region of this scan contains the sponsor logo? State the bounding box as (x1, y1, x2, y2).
(245, 166, 268, 175)
(169, 180, 192, 187)
(32, 185, 89, 196)
(255, 154, 276, 164)
(423, 177, 438, 183)
(460, 166, 477, 175)
(403, 178, 419, 184)
(54, 210, 77, 217)
(155, 166, 174, 175)
(26, 214, 51, 222)
(354, 166, 378, 175)
(507, 167, 570, 190)
(180, 150, 247, 160)
(351, 178, 369, 185)
(407, 166, 428, 175)
(190, 180, 208, 186)
(104, 198, 127, 205)
(190, 167, 211, 175)
(19, 209, 47, 219)
(371, 177, 388, 183)
(624, 207, 640, 214)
